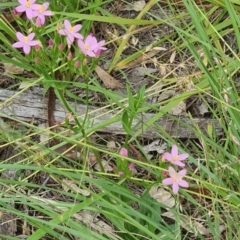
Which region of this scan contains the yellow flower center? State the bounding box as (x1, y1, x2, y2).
(24, 36, 28, 43)
(85, 44, 90, 50)
(173, 175, 182, 182)
(39, 5, 44, 13)
(69, 26, 75, 33)
(172, 155, 179, 161)
(26, 1, 31, 7)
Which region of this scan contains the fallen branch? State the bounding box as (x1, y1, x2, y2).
(0, 89, 222, 139)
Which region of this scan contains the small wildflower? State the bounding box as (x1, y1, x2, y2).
(33, 2, 54, 25)
(34, 44, 40, 51)
(119, 171, 124, 177)
(119, 148, 128, 157)
(129, 163, 135, 171)
(162, 170, 168, 177)
(58, 20, 83, 46)
(74, 61, 80, 67)
(15, 0, 38, 19)
(12, 32, 39, 54)
(78, 35, 106, 57)
(48, 39, 54, 47)
(67, 52, 73, 60)
(164, 145, 188, 167)
(162, 166, 189, 194)
(58, 43, 64, 51)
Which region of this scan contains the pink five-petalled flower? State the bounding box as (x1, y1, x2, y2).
(162, 166, 189, 194)
(32, 2, 54, 26)
(12, 32, 39, 54)
(58, 20, 83, 46)
(164, 145, 188, 167)
(78, 35, 106, 57)
(15, 0, 38, 19)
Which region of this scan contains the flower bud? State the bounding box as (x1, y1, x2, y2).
(119, 148, 128, 157)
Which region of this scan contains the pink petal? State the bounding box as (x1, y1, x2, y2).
(73, 32, 83, 39)
(28, 33, 35, 41)
(23, 45, 31, 54)
(28, 40, 39, 46)
(15, 5, 26, 12)
(98, 40, 105, 47)
(30, 0, 36, 3)
(66, 35, 74, 44)
(74, 24, 82, 32)
(35, 18, 42, 26)
(43, 10, 54, 16)
(12, 42, 24, 48)
(42, 2, 49, 10)
(178, 180, 189, 188)
(90, 36, 97, 45)
(174, 161, 185, 167)
(58, 29, 67, 36)
(162, 177, 174, 185)
(168, 166, 176, 174)
(16, 32, 24, 42)
(18, 0, 26, 5)
(39, 15, 45, 24)
(77, 39, 85, 49)
(163, 152, 173, 161)
(178, 153, 189, 161)
(32, 10, 39, 18)
(178, 169, 187, 177)
(86, 50, 96, 57)
(26, 9, 33, 19)
(90, 43, 100, 50)
(172, 182, 179, 194)
(171, 145, 178, 156)
(64, 19, 71, 29)
(31, 4, 41, 10)
(85, 35, 93, 44)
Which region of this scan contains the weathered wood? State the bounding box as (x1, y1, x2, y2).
(0, 89, 222, 138)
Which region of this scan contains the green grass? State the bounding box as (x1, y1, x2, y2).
(0, 0, 240, 239)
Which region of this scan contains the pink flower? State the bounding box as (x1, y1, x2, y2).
(164, 145, 188, 167)
(119, 148, 128, 157)
(129, 163, 135, 171)
(78, 35, 106, 57)
(12, 32, 39, 54)
(162, 170, 168, 177)
(48, 39, 54, 47)
(162, 166, 189, 194)
(32, 2, 54, 26)
(58, 20, 83, 46)
(15, 0, 38, 19)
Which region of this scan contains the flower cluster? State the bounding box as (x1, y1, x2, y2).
(162, 145, 189, 194)
(12, 0, 107, 57)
